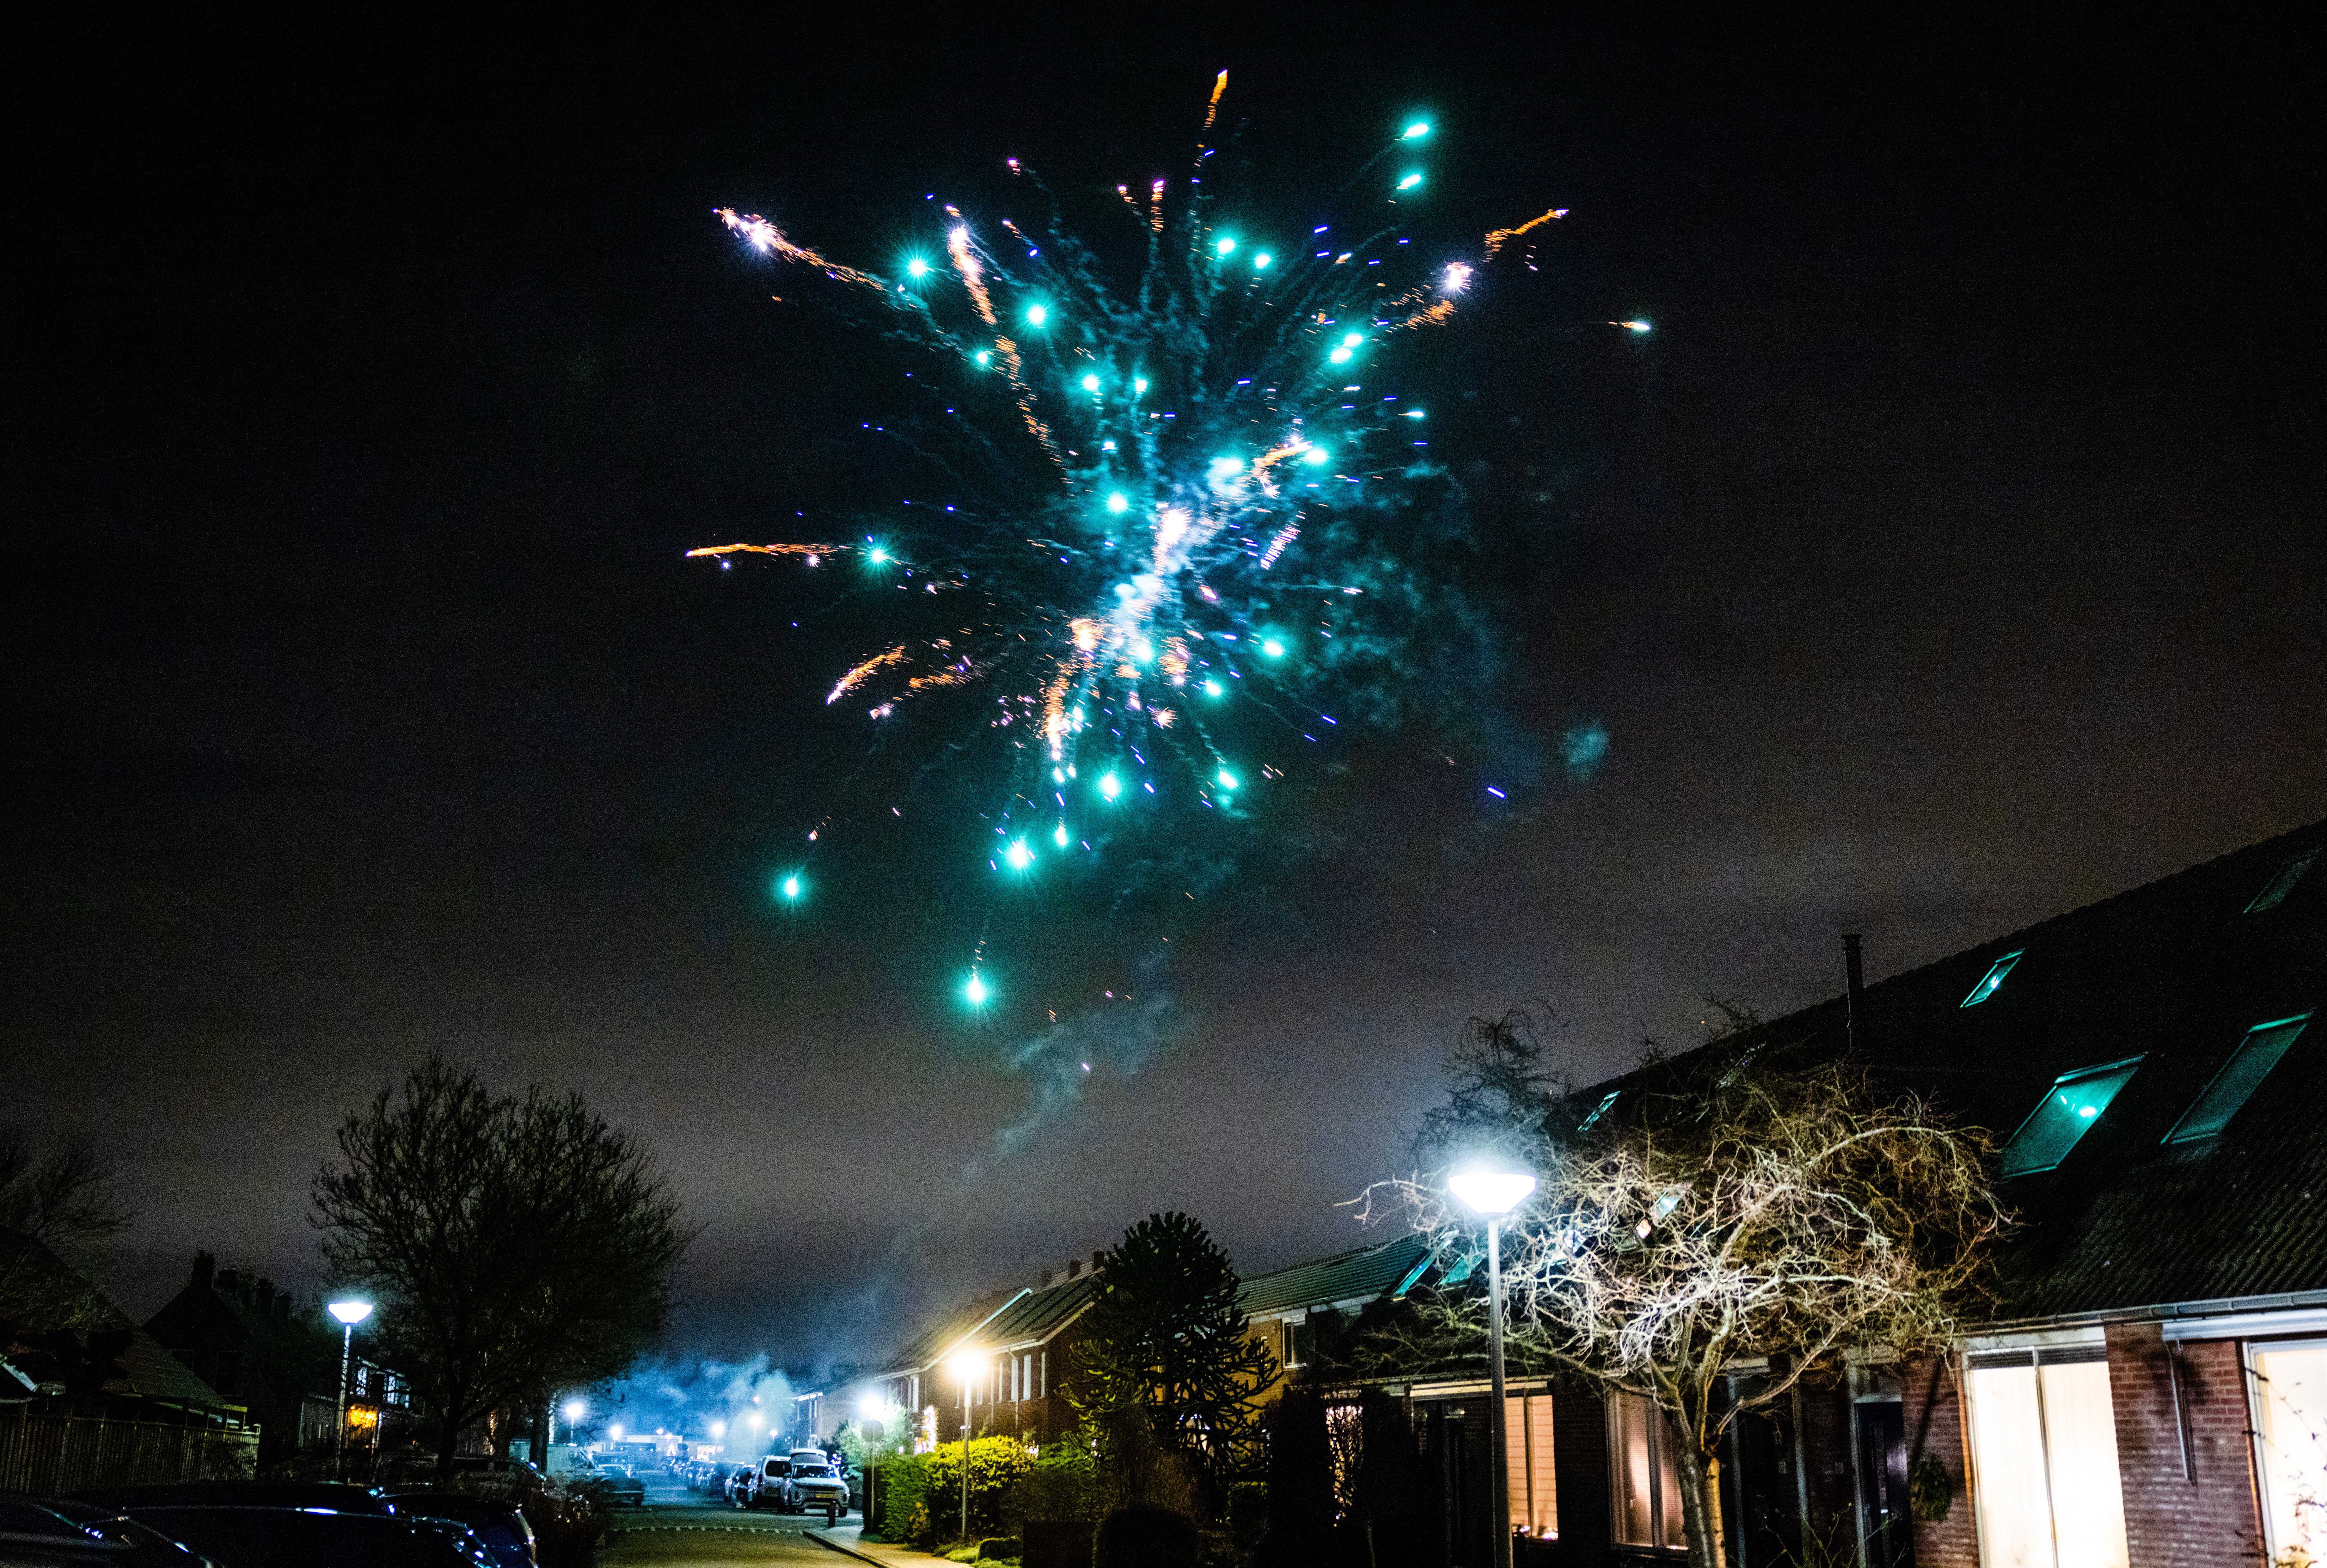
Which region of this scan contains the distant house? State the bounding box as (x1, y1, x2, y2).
(1239, 1233, 1434, 1389)
(144, 1252, 409, 1468)
(863, 1254, 1111, 1451)
(0, 1229, 253, 1491)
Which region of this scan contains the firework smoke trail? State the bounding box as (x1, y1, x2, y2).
(707, 79, 1564, 1002)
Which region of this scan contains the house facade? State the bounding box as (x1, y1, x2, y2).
(1375, 821, 2325, 1567)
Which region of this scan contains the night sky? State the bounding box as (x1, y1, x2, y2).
(14, 8, 2322, 1379)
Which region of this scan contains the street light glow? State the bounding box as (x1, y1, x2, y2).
(1449, 1167, 1538, 1216)
(564, 1400, 586, 1421)
(327, 1300, 373, 1326)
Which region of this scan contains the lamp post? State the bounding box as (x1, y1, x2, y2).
(1449, 1167, 1537, 1568)
(946, 1350, 982, 1547)
(326, 1299, 374, 1480)
(561, 1398, 586, 1451)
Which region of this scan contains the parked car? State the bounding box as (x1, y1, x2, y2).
(755, 1451, 848, 1523)
(113, 1506, 493, 1566)
(385, 1495, 534, 1568)
(592, 1467, 645, 1509)
(0, 1496, 211, 1567)
(70, 1482, 395, 1516)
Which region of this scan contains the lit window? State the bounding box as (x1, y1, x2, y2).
(1508, 1393, 1557, 1540)
(1964, 1344, 2130, 1568)
(2249, 1339, 2327, 1565)
(1961, 949, 2025, 1008)
(2246, 847, 2319, 914)
(2166, 1014, 2311, 1143)
(1999, 1057, 2142, 1177)
(1608, 1390, 1685, 1550)
(1576, 1091, 1621, 1131)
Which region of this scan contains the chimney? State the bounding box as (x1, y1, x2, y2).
(1843, 934, 1866, 1053)
(1066, 1259, 1081, 1279)
(217, 1268, 241, 1300)
(255, 1279, 275, 1316)
(1039, 1269, 1054, 1289)
(191, 1252, 215, 1293)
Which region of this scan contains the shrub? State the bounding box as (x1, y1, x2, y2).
(1093, 1504, 1200, 1568)
(1225, 1483, 1268, 1549)
(882, 1452, 932, 1546)
(919, 1437, 1037, 1545)
(1007, 1432, 1099, 1528)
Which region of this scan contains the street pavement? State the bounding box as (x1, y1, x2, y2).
(597, 1471, 851, 1566)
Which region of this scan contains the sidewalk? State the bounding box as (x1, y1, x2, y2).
(806, 1520, 942, 1567)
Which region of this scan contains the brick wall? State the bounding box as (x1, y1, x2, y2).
(1902, 1352, 1979, 1568)
(2105, 1323, 2267, 1567)
(1552, 1385, 1611, 1564)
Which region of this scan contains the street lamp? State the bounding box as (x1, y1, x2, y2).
(946, 1349, 983, 1547)
(1449, 1167, 1537, 1568)
(326, 1300, 373, 1480)
(560, 1398, 585, 1449)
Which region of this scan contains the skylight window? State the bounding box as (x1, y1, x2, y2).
(2245, 848, 2319, 914)
(1576, 1091, 1621, 1132)
(1999, 1057, 2143, 1177)
(1961, 950, 2025, 1008)
(2165, 1014, 2311, 1143)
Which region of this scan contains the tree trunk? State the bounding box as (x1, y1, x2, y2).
(1673, 1440, 1725, 1568)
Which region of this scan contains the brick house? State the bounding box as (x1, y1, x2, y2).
(1400, 820, 2325, 1567)
(865, 1255, 1106, 1451)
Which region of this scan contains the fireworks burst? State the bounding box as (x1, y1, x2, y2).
(703, 80, 1567, 1002)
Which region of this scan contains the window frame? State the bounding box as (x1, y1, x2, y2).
(1960, 949, 2025, 1008)
(1960, 1339, 2129, 1568)
(2243, 1335, 2327, 1567)
(1605, 1389, 1686, 1553)
(2164, 1013, 2312, 1144)
(2245, 847, 2319, 914)
(1997, 1055, 2144, 1177)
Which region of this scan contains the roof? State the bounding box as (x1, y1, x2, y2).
(1238, 1233, 1433, 1319)
(971, 1272, 1100, 1351)
(0, 1230, 242, 1415)
(873, 1289, 1026, 1379)
(1575, 818, 2327, 1322)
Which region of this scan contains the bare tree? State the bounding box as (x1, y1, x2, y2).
(313, 1055, 689, 1477)
(0, 1128, 133, 1327)
(1367, 1039, 2006, 1568)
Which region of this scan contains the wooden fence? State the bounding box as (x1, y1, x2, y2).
(0, 1408, 258, 1495)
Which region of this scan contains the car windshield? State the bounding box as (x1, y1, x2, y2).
(792, 1453, 828, 1470)
(762, 1459, 789, 1477)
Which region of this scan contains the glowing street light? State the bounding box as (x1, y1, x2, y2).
(1450, 1165, 1537, 1568)
(326, 1300, 372, 1479)
(946, 1350, 984, 1543)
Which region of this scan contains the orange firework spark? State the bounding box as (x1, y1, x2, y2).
(1200, 70, 1228, 136)
(715, 210, 885, 289)
(826, 646, 910, 706)
(1481, 207, 1568, 261)
(686, 542, 841, 560)
(947, 224, 997, 326)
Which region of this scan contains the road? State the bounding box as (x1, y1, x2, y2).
(597, 1470, 855, 1567)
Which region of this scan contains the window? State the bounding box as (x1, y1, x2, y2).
(2249, 1340, 2327, 1566)
(1508, 1393, 1557, 1540)
(1577, 1091, 1621, 1131)
(1609, 1390, 1685, 1551)
(1999, 1057, 2142, 1177)
(1961, 949, 2025, 1008)
(1964, 1344, 2129, 1568)
(2166, 1014, 2311, 1143)
(2246, 847, 2318, 914)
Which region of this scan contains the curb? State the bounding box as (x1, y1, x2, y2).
(806, 1528, 932, 1566)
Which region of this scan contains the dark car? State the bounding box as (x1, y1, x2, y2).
(118, 1507, 491, 1567)
(71, 1482, 396, 1515)
(0, 1497, 211, 1567)
(386, 1494, 534, 1568)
